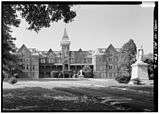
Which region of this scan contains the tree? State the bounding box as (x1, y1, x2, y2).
(17, 4, 76, 32)
(116, 39, 137, 83)
(143, 53, 154, 80)
(2, 4, 20, 79)
(82, 65, 93, 78)
(2, 3, 76, 79)
(116, 64, 130, 83)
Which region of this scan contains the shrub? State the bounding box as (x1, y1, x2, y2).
(63, 71, 73, 78)
(83, 72, 93, 78)
(116, 65, 130, 84)
(115, 75, 130, 84)
(8, 77, 17, 84)
(51, 71, 59, 78)
(82, 65, 93, 78)
(131, 78, 142, 85)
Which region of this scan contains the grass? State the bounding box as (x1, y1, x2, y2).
(2, 79, 154, 112)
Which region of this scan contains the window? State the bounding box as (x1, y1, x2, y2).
(46, 72, 50, 75)
(22, 59, 25, 62)
(108, 58, 112, 62)
(26, 58, 29, 62)
(48, 58, 54, 63)
(109, 65, 112, 69)
(109, 73, 112, 78)
(41, 58, 45, 63)
(40, 72, 44, 75)
(33, 66, 35, 70)
(46, 66, 51, 69)
(26, 65, 29, 70)
(40, 66, 43, 69)
(71, 58, 74, 63)
(52, 66, 56, 70)
(22, 65, 25, 69)
(19, 59, 23, 62)
(84, 58, 87, 63)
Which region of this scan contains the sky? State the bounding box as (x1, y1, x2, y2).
(11, 5, 154, 54)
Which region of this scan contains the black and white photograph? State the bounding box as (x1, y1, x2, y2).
(1, 1, 158, 112)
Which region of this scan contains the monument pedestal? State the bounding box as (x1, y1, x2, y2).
(130, 60, 148, 85)
(78, 75, 84, 78)
(129, 47, 149, 85)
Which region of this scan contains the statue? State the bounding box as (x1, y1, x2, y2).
(129, 46, 149, 84)
(78, 69, 84, 78)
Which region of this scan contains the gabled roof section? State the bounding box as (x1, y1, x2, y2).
(47, 49, 55, 57)
(47, 49, 53, 53)
(18, 44, 30, 53)
(78, 48, 82, 52)
(93, 48, 106, 55)
(106, 44, 117, 53)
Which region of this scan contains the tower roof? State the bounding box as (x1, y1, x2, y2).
(62, 28, 69, 39)
(61, 28, 70, 45)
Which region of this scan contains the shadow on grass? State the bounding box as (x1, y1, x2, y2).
(2, 86, 154, 112)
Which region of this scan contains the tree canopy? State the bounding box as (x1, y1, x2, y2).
(2, 3, 76, 78)
(119, 39, 137, 71)
(116, 39, 137, 83)
(17, 4, 76, 32)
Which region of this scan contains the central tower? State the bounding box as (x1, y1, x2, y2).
(60, 28, 71, 71)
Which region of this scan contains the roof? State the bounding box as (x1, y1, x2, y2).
(70, 50, 93, 58)
(63, 28, 69, 39)
(106, 44, 117, 53)
(18, 44, 29, 53)
(93, 48, 106, 55)
(61, 28, 71, 45)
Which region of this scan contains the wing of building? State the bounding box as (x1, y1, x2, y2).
(17, 28, 120, 79)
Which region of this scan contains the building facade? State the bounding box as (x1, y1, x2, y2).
(17, 28, 119, 79)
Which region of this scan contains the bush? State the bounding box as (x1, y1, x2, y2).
(115, 75, 130, 84)
(51, 71, 60, 78)
(63, 71, 73, 78)
(116, 65, 130, 84)
(8, 77, 17, 84)
(82, 65, 93, 78)
(131, 78, 142, 85)
(83, 72, 93, 78)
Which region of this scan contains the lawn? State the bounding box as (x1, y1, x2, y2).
(2, 79, 154, 112)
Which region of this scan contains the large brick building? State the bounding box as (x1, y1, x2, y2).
(17, 28, 120, 79)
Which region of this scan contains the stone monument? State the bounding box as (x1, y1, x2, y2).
(78, 69, 84, 78)
(130, 46, 149, 84)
